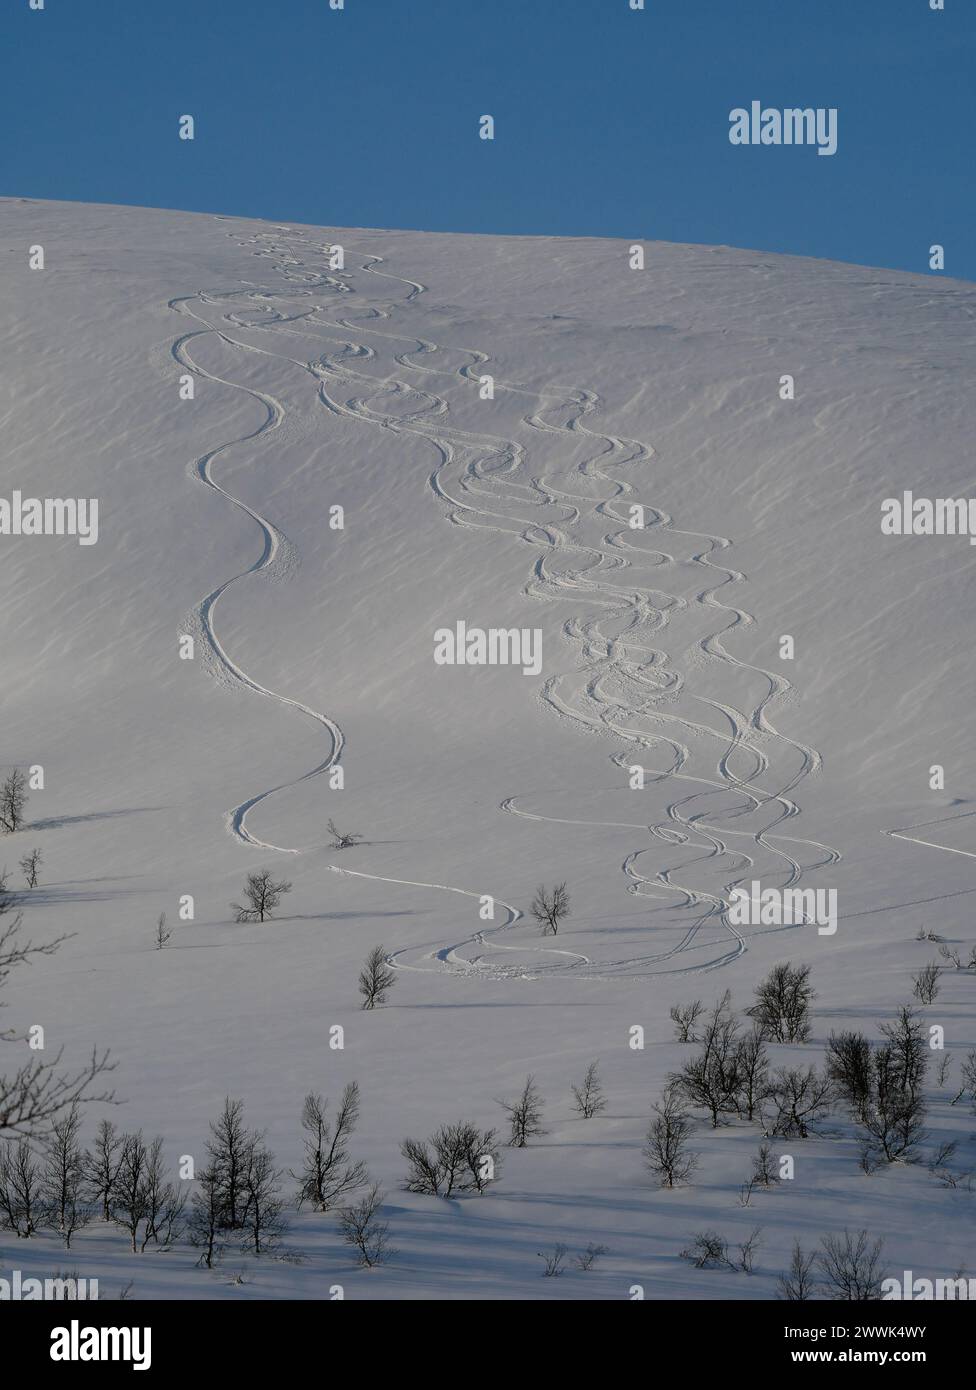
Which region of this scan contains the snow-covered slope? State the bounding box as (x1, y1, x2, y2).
(2, 197, 975, 1299)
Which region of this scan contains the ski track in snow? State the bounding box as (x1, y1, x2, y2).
(883, 811, 976, 861)
(171, 222, 840, 978)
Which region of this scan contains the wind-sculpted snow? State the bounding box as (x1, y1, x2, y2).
(171, 222, 839, 975)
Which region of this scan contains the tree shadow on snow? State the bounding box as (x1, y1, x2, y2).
(28, 807, 164, 831)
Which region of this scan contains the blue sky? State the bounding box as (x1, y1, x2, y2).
(2, 0, 973, 278)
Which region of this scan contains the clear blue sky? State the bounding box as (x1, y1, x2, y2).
(2, 0, 973, 279)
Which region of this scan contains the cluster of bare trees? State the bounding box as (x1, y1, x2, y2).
(0, 1084, 391, 1270)
(663, 970, 944, 1192)
(828, 1006, 929, 1167)
(187, 1099, 287, 1266)
(195, 1089, 393, 1270)
(913, 925, 976, 995)
(401, 1123, 500, 1196)
(937, 942, 976, 971)
(779, 1229, 887, 1301)
(666, 990, 816, 1135)
(681, 1226, 763, 1273)
(672, 964, 814, 1048)
(679, 1225, 889, 1298)
(537, 1241, 608, 1276)
(0, 1113, 183, 1253)
(288, 1084, 394, 1268)
(400, 1064, 615, 1202)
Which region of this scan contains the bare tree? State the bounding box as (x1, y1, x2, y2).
(231, 869, 292, 923)
(738, 1226, 763, 1273)
(670, 1000, 704, 1043)
(187, 1160, 224, 1269)
(681, 1230, 732, 1269)
(927, 1138, 959, 1176)
(778, 1239, 819, 1301)
(826, 1030, 873, 1123)
(880, 1005, 927, 1101)
(0, 771, 28, 835)
(19, 849, 41, 889)
(670, 991, 742, 1127)
(575, 1243, 609, 1271)
(358, 945, 396, 1010)
(858, 1046, 927, 1163)
(206, 1098, 256, 1230)
(328, 818, 363, 850)
(0, 1137, 43, 1236)
(530, 883, 569, 936)
(643, 1089, 698, 1187)
(938, 944, 962, 970)
(935, 1052, 952, 1088)
(817, 1229, 886, 1300)
(498, 1075, 547, 1147)
(41, 1106, 91, 1248)
(1, 905, 114, 1144)
(912, 963, 940, 1005)
(401, 1122, 500, 1197)
(139, 1137, 185, 1251)
(751, 1142, 780, 1188)
(292, 1083, 367, 1211)
(241, 1143, 286, 1255)
(154, 913, 171, 950)
(766, 1066, 833, 1139)
(748, 962, 815, 1043)
(339, 1183, 394, 1267)
(84, 1119, 125, 1222)
(111, 1131, 150, 1253)
(734, 1024, 771, 1122)
(571, 1061, 606, 1119)
(951, 1050, 976, 1108)
(537, 1243, 568, 1276)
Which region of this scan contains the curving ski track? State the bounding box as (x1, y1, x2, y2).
(173, 222, 840, 977)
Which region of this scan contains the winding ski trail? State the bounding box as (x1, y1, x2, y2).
(171, 222, 840, 977)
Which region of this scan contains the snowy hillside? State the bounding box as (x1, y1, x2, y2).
(2, 197, 975, 1300)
